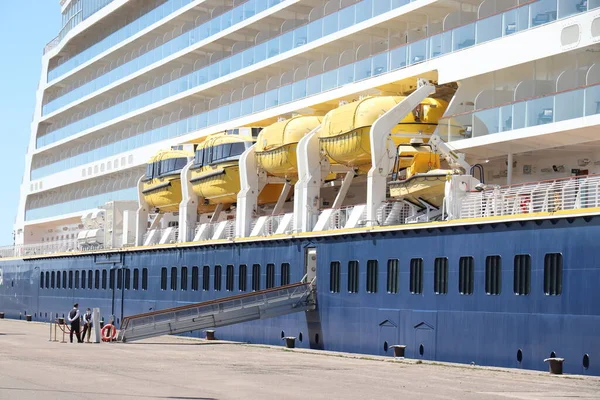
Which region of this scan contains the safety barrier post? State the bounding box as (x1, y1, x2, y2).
(60, 318, 66, 343)
(92, 308, 100, 343)
(49, 314, 53, 342)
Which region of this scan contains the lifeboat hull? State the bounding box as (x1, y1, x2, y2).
(142, 177, 184, 213)
(388, 171, 451, 208)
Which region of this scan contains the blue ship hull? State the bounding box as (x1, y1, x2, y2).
(1, 214, 598, 375)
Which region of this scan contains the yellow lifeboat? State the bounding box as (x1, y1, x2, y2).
(190, 130, 282, 208)
(319, 96, 448, 174)
(389, 140, 448, 208)
(254, 115, 322, 182)
(142, 148, 193, 213)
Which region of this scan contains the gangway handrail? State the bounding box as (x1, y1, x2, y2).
(120, 281, 310, 329)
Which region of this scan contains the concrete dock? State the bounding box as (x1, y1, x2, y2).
(0, 319, 598, 400)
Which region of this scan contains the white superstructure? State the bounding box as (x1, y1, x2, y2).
(13, 0, 600, 251)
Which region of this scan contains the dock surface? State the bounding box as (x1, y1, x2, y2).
(0, 319, 598, 400)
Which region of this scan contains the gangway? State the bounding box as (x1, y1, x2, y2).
(117, 280, 316, 343)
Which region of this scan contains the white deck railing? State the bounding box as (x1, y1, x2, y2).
(460, 175, 600, 219)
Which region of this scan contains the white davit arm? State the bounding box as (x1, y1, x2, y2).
(428, 132, 471, 173)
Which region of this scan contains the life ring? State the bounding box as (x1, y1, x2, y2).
(101, 324, 117, 342)
(520, 195, 531, 213)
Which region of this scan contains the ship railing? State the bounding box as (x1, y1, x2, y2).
(313, 205, 368, 231)
(376, 202, 414, 226)
(249, 213, 294, 236)
(459, 174, 600, 219)
(14, 239, 81, 257)
(194, 220, 235, 241)
(0, 246, 15, 258)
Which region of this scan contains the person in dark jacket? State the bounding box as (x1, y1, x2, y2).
(68, 303, 83, 343)
(81, 308, 93, 343)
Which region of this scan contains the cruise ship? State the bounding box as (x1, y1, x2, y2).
(1, 0, 599, 375)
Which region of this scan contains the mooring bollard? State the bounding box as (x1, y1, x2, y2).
(544, 357, 564, 375)
(205, 330, 216, 340)
(390, 345, 407, 358)
(283, 336, 296, 348)
(26, 315, 32, 322)
(0, 312, 5, 319)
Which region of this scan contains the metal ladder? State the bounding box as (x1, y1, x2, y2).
(117, 280, 316, 343)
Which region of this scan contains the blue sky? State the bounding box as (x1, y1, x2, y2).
(0, 2, 61, 245)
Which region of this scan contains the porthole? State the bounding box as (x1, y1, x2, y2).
(583, 354, 590, 370)
(517, 349, 523, 363)
(550, 351, 556, 358)
(419, 344, 424, 356)
(281, 330, 285, 339)
(384, 341, 388, 352)
(298, 332, 303, 342)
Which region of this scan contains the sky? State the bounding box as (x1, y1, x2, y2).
(0, 1, 61, 245)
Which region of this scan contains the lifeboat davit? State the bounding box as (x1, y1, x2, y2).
(319, 96, 448, 174)
(254, 115, 322, 182)
(142, 148, 194, 213)
(190, 129, 282, 209)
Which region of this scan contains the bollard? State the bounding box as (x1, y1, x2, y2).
(26, 315, 32, 322)
(205, 330, 216, 340)
(390, 345, 407, 358)
(283, 336, 296, 349)
(61, 320, 66, 343)
(544, 357, 564, 375)
(0, 312, 4, 319)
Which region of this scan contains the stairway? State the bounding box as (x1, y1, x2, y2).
(117, 280, 316, 343)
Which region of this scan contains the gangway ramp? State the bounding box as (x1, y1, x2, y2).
(117, 280, 316, 343)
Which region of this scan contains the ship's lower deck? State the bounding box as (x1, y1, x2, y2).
(1, 214, 599, 375)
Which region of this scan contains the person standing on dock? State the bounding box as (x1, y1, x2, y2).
(81, 308, 93, 343)
(68, 303, 82, 343)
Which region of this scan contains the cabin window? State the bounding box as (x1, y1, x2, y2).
(387, 259, 399, 294)
(170, 267, 178, 291)
(513, 255, 531, 296)
(239, 264, 247, 292)
(329, 262, 341, 293)
(81, 269, 86, 289)
(68, 271, 73, 289)
(74, 270, 79, 289)
(89, 270, 94, 290)
(160, 268, 167, 290)
(124, 268, 131, 290)
(181, 266, 188, 291)
(102, 270, 107, 289)
(281, 263, 290, 286)
(51, 271, 55, 288)
(62, 271, 67, 289)
(544, 253, 563, 296)
(45, 271, 50, 289)
(117, 269, 123, 289)
(214, 265, 222, 291)
(434, 257, 448, 295)
(110, 269, 116, 289)
(348, 261, 359, 293)
(266, 264, 275, 289)
(485, 256, 502, 295)
(252, 264, 260, 291)
(133, 269, 139, 290)
(226, 265, 234, 291)
(142, 268, 148, 290)
(56, 271, 61, 289)
(366, 260, 378, 293)
(409, 258, 423, 294)
(94, 269, 100, 289)
(191, 266, 199, 291)
(459, 257, 474, 295)
(202, 266, 210, 291)
(40, 272, 44, 289)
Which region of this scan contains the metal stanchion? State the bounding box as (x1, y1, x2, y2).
(49, 313, 53, 342)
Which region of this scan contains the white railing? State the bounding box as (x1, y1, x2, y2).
(459, 175, 600, 219)
(377, 202, 413, 226)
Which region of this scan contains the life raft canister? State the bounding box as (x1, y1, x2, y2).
(101, 324, 117, 342)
